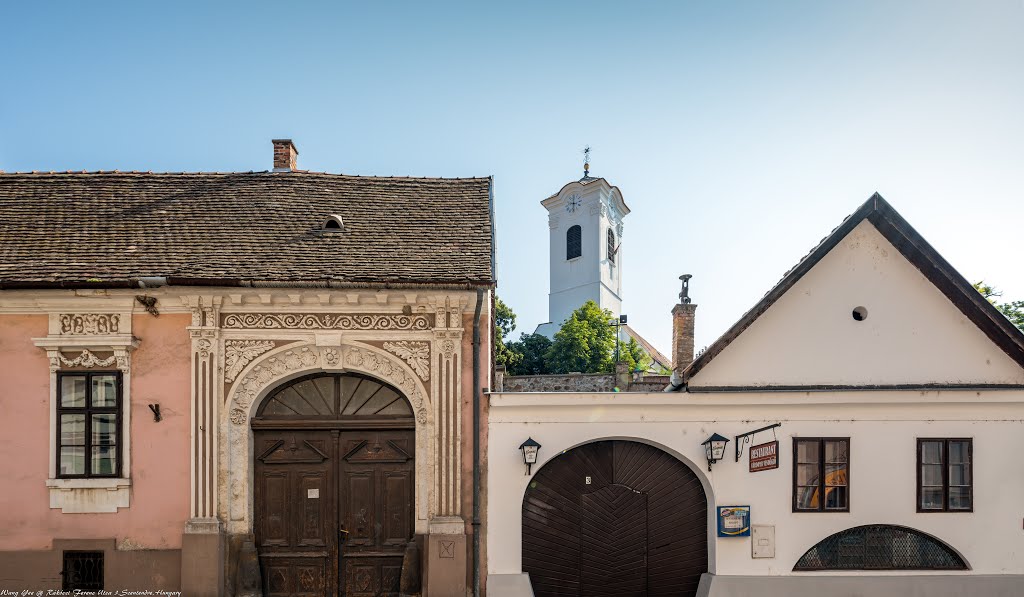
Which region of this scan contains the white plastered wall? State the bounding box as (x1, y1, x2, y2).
(487, 391, 1024, 577)
(691, 220, 1024, 387)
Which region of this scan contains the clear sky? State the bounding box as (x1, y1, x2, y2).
(2, 1, 1022, 354)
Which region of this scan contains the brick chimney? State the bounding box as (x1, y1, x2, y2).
(672, 274, 697, 375)
(272, 139, 298, 172)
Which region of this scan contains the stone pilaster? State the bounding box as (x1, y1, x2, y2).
(431, 297, 464, 527)
(183, 295, 224, 597)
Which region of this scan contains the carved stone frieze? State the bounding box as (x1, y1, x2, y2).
(321, 347, 340, 366)
(221, 313, 431, 331)
(343, 346, 428, 424)
(59, 314, 120, 335)
(230, 347, 320, 423)
(224, 340, 277, 382)
(382, 341, 430, 380)
(55, 349, 117, 369)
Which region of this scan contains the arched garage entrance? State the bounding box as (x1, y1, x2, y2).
(252, 372, 415, 596)
(522, 440, 708, 597)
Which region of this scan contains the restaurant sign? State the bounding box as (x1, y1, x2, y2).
(749, 440, 779, 472)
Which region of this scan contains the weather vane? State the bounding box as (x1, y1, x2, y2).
(583, 146, 591, 177)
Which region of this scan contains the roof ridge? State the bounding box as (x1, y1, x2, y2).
(0, 170, 492, 180)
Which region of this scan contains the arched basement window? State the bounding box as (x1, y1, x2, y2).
(257, 373, 412, 418)
(566, 225, 582, 260)
(793, 524, 968, 571)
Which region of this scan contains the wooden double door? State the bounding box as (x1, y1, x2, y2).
(522, 440, 708, 597)
(253, 427, 415, 596)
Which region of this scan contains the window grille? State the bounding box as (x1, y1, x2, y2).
(566, 225, 582, 260)
(62, 550, 104, 590)
(793, 525, 967, 571)
(607, 228, 616, 264)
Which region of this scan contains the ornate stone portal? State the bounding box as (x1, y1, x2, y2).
(180, 294, 471, 557)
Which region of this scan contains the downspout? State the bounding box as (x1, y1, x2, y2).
(472, 287, 484, 597)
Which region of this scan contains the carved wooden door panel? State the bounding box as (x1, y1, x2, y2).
(339, 430, 415, 597)
(254, 430, 336, 597)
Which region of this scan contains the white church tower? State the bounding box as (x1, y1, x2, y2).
(535, 155, 631, 338)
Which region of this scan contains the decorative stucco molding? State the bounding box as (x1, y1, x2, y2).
(55, 349, 117, 369)
(59, 313, 120, 335)
(224, 340, 276, 382)
(383, 341, 431, 381)
(344, 345, 428, 424)
(230, 346, 321, 424)
(221, 313, 432, 331)
(46, 478, 131, 513)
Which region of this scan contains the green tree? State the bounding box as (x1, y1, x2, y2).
(974, 281, 1024, 332)
(619, 336, 652, 373)
(494, 297, 522, 370)
(507, 333, 553, 375)
(546, 301, 617, 373)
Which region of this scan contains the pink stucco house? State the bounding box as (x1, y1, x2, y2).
(0, 140, 495, 596)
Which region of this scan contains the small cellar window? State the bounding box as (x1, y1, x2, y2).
(63, 550, 104, 590)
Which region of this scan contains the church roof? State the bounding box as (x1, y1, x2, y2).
(677, 193, 1024, 387)
(0, 171, 494, 288)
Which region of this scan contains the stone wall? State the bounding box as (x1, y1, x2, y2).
(499, 372, 671, 393)
(502, 373, 616, 392)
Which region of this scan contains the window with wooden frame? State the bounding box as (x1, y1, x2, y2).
(918, 438, 972, 512)
(566, 225, 582, 260)
(793, 438, 849, 512)
(57, 372, 122, 478)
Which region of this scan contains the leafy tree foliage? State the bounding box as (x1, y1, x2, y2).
(546, 301, 618, 374)
(974, 281, 1024, 332)
(494, 297, 522, 370)
(507, 333, 553, 375)
(619, 336, 652, 373)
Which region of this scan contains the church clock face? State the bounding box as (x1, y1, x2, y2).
(565, 193, 582, 213)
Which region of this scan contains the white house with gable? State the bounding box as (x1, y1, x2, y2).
(488, 194, 1024, 597)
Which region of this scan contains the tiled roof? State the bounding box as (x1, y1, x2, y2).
(0, 171, 494, 287)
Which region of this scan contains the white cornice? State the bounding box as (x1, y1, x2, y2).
(0, 288, 480, 314)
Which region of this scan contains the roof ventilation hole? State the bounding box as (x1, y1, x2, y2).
(323, 215, 344, 232)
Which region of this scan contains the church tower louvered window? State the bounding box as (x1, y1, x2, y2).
(566, 225, 582, 260)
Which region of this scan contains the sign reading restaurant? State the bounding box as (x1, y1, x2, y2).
(749, 440, 779, 472)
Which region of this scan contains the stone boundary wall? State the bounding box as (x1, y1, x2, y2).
(502, 373, 616, 393)
(498, 372, 672, 393)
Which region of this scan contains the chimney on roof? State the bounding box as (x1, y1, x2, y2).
(672, 274, 697, 376)
(272, 139, 298, 172)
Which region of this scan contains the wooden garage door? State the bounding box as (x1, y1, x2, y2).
(522, 440, 707, 597)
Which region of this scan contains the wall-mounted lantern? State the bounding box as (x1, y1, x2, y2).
(701, 433, 730, 471)
(519, 437, 541, 476)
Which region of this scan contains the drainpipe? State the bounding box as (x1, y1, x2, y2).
(472, 287, 484, 596)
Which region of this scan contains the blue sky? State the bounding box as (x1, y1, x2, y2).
(2, 1, 1022, 353)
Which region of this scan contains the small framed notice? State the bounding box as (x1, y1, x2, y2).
(749, 440, 779, 472)
(717, 506, 751, 537)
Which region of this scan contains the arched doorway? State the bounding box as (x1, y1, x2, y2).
(522, 440, 708, 597)
(252, 372, 415, 596)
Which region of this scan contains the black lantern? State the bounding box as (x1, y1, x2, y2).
(519, 437, 541, 476)
(701, 433, 730, 471)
